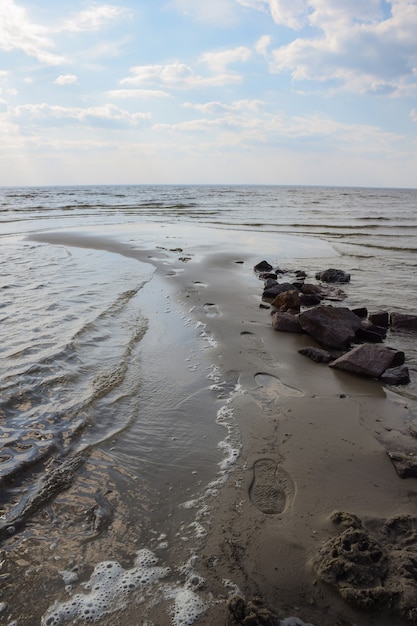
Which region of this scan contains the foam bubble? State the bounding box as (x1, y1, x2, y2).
(41, 550, 170, 625)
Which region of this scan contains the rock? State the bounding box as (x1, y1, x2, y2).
(301, 283, 322, 295)
(272, 312, 304, 333)
(258, 272, 277, 280)
(298, 305, 361, 350)
(264, 278, 278, 289)
(263, 282, 297, 302)
(254, 260, 273, 273)
(380, 365, 410, 386)
(299, 293, 322, 307)
(369, 311, 390, 328)
(315, 268, 351, 283)
(352, 307, 368, 318)
(271, 289, 300, 312)
(354, 327, 384, 344)
(298, 347, 335, 364)
(390, 312, 417, 331)
(387, 451, 417, 478)
(329, 344, 404, 378)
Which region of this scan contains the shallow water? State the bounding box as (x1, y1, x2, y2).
(1, 185, 416, 624)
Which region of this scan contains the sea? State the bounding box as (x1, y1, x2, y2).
(0, 185, 416, 625)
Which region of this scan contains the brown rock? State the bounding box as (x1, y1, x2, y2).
(369, 311, 390, 328)
(380, 365, 410, 386)
(271, 289, 300, 312)
(298, 347, 335, 364)
(272, 311, 303, 333)
(329, 344, 403, 378)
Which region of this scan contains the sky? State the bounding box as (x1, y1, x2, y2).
(1, 0, 417, 187)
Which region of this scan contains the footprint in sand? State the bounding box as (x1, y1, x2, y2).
(249, 458, 294, 515)
(253, 373, 304, 414)
(240, 331, 277, 366)
(204, 303, 220, 317)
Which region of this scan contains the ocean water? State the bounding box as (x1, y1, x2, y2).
(1, 184, 417, 625)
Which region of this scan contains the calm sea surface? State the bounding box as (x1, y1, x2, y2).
(1, 185, 416, 625)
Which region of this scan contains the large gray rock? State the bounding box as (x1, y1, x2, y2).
(329, 344, 404, 378)
(390, 312, 417, 331)
(298, 305, 361, 349)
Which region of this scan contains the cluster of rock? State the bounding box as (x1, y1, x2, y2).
(254, 260, 414, 386)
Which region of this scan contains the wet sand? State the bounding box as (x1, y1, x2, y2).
(11, 226, 417, 625)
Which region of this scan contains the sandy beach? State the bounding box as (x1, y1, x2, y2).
(160, 245, 417, 626)
(3, 224, 417, 626)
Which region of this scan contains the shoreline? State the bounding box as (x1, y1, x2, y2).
(5, 225, 417, 625)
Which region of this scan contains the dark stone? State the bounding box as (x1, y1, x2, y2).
(272, 312, 304, 333)
(254, 260, 273, 273)
(369, 311, 390, 328)
(330, 344, 403, 378)
(298, 305, 361, 350)
(315, 268, 351, 283)
(301, 283, 322, 295)
(258, 272, 277, 281)
(299, 294, 322, 307)
(295, 270, 307, 278)
(263, 278, 278, 289)
(298, 347, 335, 364)
(262, 283, 298, 302)
(291, 281, 305, 290)
(352, 307, 368, 318)
(380, 365, 410, 386)
(259, 303, 270, 310)
(390, 312, 417, 331)
(354, 327, 384, 344)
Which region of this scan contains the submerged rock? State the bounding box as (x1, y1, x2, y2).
(263, 283, 297, 302)
(387, 451, 417, 478)
(315, 268, 351, 283)
(369, 311, 390, 328)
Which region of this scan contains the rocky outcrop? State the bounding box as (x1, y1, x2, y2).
(329, 344, 404, 378)
(380, 365, 410, 386)
(254, 260, 273, 273)
(298, 306, 361, 350)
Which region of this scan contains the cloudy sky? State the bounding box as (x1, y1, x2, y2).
(1, 0, 417, 187)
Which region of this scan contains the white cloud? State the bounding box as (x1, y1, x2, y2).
(106, 89, 172, 99)
(199, 46, 252, 71)
(61, 5, 133, 32)
(183, 99, 264, 113)
(268, 0, 417, 95)
(9, 103, 150, 127)
(236, 0, 309, 29)
(54, 75, 78, 86)
(0, 0, 64, 65)
(255, 35, 271, 57)
(119, 61, 242, 90)
(168, 0, 238, 25)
